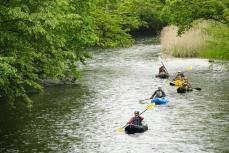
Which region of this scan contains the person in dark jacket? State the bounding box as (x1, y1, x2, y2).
(150, 86, 166, 99)
(128, 111, 144, 126)
(174, 71, 185, 80)
(182, 77, 192, 89)
(159, 65, 167, 74)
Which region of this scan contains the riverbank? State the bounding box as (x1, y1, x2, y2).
(160, 20, 229, 60)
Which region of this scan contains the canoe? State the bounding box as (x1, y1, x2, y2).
(177, 87, 193, 93)
(155, 72, 169, 79)
(151, 97, 169, 105)
(125, 124, 148, 134)
(170, 80, 184, 87)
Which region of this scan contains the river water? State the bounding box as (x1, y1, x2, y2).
(0, 39, 228, 153)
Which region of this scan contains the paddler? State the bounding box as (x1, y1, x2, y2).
(182, 77, 192, 89)
(150, 86, 166, 99)
(174, 71, 185, 80)
(127, 111, 144, 126)
(159, 65, 167, 74)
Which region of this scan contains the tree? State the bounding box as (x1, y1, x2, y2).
(0, 0, 97, 105)
(0, 0, 168, 105)
(91, 0, 166, 47)
(118, 0, 166, 35)
(162, 0, 229, 34)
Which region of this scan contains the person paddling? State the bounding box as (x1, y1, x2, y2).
(177, 77, 193, 93)
(159, 65, 167, 74)
(156, 65, 169, 79)
(174, 71, 185, 80)
(150, 86, 166, 99)
(127, 111, 144, 126)
(182, 77, 192, 89)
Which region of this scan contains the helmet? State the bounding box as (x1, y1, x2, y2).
(134, 111, 140, 115)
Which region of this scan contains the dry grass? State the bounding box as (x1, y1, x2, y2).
(160, 21, 211, 57)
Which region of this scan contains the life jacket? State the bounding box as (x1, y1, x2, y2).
(173, 80, 184, 87)
(155, 90, 163, 98)
(133, 117, 142, 125)
(129, 116, 143, 126)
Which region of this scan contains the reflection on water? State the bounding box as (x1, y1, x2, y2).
(0, 40, 228, 153)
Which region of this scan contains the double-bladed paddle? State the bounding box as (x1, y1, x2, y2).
(193, 87, 201, 90)
(139, 98, 151, 102)
(170, 81, 202, 91)
(184, 66, 193, 72)
(116, 103, 155, 132)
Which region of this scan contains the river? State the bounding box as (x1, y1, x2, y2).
(0, 38, 228, 153)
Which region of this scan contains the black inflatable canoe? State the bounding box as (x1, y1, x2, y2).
(177, 87, 193, 93)
(155, 72, 169, 79)
(125, 124, 148, 134)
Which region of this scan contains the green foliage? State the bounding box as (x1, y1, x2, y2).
(0, 0, 97, 104)
(91, 0, 165, 47)
(91, 7, 135, 47)
(200, 21, 229, 60)
(0, 0, 167, 105)
(130, 0, 165, 30)
(162, 0, 229, 34)
(118, 0, 166, 34)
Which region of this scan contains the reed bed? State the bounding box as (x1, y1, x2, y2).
(160, 21, 212, 57)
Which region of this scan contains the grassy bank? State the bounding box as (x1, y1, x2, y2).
(160, 21, 229, 60)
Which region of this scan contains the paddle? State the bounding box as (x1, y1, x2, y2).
(116, 103, 155, 132)
(174, 66, 193, 76)
(171, 81, 201, 90)
(193, 87, 201, 90)
(139, 98, 151, 103)
(139, 103, 155, 115)
(177, 86, 202, 92)
(182, 66, 193, 73)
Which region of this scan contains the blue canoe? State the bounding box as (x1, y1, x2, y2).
(151, 98, 169, 105)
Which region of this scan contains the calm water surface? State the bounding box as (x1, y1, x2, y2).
(0, 39, 228, 153)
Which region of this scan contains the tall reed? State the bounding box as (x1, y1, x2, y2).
(160, 21, 211, 57)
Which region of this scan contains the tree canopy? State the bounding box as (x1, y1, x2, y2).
(162, 0, 229, 34)
(0, 0, 98, 104)
(0, 0, 165, 105)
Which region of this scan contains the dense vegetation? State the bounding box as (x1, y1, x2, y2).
(161, 0, 229, 60)
(161, 20, 229, 59)
(200, 21, 229, 59)
(162, 0, 228, 34)
(0, 0, 165, 104)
